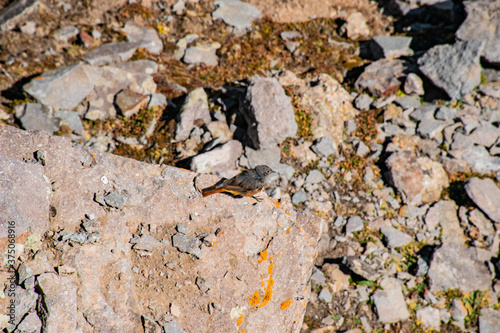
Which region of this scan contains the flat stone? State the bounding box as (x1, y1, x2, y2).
(354, 93, 373, 111)
(395, 95, 421, 109)
(163, 319, 185, 333)
(133, 234, 162, 252)
(386, 151, 449, 206)
(355, 59, 406, 97)
(173, 34, 199, 60)
(17, 263, 34, 284)
(14, 311, 42, 333)
(310, 136, 337, 157)
(451, 299, 467, 330)
(345, 216, 364, 234)
(54, 25, 79, 42)
(190, 140, 242, 177)
(465, 177, 500, 223)
(5, 286, 38, 329)
(451, 145, 500, 174)
(148, 93, 168, 108)
(37, 273, 78, 332)
(370, 36, 413, 59)
(183, 41, 221, 66)
(212, 0, 262, 31)
(114, 88, 149, 118)
(103, 191, 126, 209)
(15, 103, 60, 133)
(241, 75, 297, 149)
(24, 63, 94, 110)
(305, 169, 325, 185)
(380, 226, 413, 248)
(292, 191, 308, 204)
(122, 21, 163, 54)
(416, 306, 441, 330)
(450, 131, 473, 150)
(318, 288, 332, 303)
(114, 59, 158, 76)
(469, 126, 500, 148)
(479, 308, 500, 333)
(172, 233, 201, 258)
(0, 0, 39, 31)
(54, 110, 84, 135)
(84, 42, 141, 66)
(425, 200, 465, 244)
(84, 64, 156, 121)
(456, 0, 500, 65)
(403, 73, 424, 96)
(371, 277, 410, 323)
(417, 116, 449, 142)
(468, 208, 495, 237)
(427, 242, 491, 293)
(243, 145, 281, 169)
(418, 39, 484, 100)
(175, 87, 211, 141)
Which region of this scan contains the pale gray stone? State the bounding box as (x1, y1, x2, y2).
(451, 145, 500, 174)
(450, 131, 473, 150)
(416, 306, 441, 330)
(345, 216, 364, 234)
(395, 94, 421, 109)
(122, 21, 163, 54)
(318, 288, 332, 303)
(425, 200, 464, 244)
(15, 103, 60, 133)
(241, 75, 297, 149)
(163, 320, 185, 333)
(183, 42, 221, 66)
(172, 233, 201, 258)
(371, 277, 410, 323)
(355, 59, 406, 97)
(292, 191, 307, 204)
(54, 110, 84, 134)
(190, 140, 242, 177)
(24, 63, 94, 110)
(468, 208, 495, 237)
(403, 73, 424, 96)
(133, 234, 162, 252)
(311, 136, 337, 157)
(469, 126, 500, 148)
(84, 42, 141, 66)
(456, 0, 500, 65)
(428, 242, 491, 293)
(212, 0, 262, 31)
(370, 36, 413, 59)
(104, 191, 126, 209)
(354, 93, 373, 111)
(305, 170, 325, 185)
(53, 25, 78, 42)
(418, 39, 485, 100)
(14, 311, 42, 333)
(175, 88, 211, 141)
(479, 308, 500, 333)
(465, 177, 500, 223)
(380, 226, 413, 248)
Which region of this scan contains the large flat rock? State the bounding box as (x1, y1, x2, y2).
(0, 125, 324, 333)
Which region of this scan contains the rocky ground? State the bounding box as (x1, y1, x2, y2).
(1, 0, 500, 332)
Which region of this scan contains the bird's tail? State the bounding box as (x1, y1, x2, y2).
(202, 186, 225, 197)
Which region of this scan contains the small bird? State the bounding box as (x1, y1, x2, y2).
(201, 165, 276, 198)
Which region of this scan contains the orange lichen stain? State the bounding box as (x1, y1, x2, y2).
(257, 276, 274, 308)
(275, 201, 281, 209)
(260, 276, 264, 287)
(258, 250, 268, 263)
(280, 299, 292, 310)
(298, 225, 302, 231)
(268, 261, 273, 275)
(248, 291, 261, 306)
(285, 211, 291, 216)
(237, 314, 243, 326)
(212, 241, 216, 247)
(286, 227, 291, 233)
(242, 329, 245, 333)
(314, 253, 317, 258)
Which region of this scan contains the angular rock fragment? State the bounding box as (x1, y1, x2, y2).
(241, 75, 297, 149)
